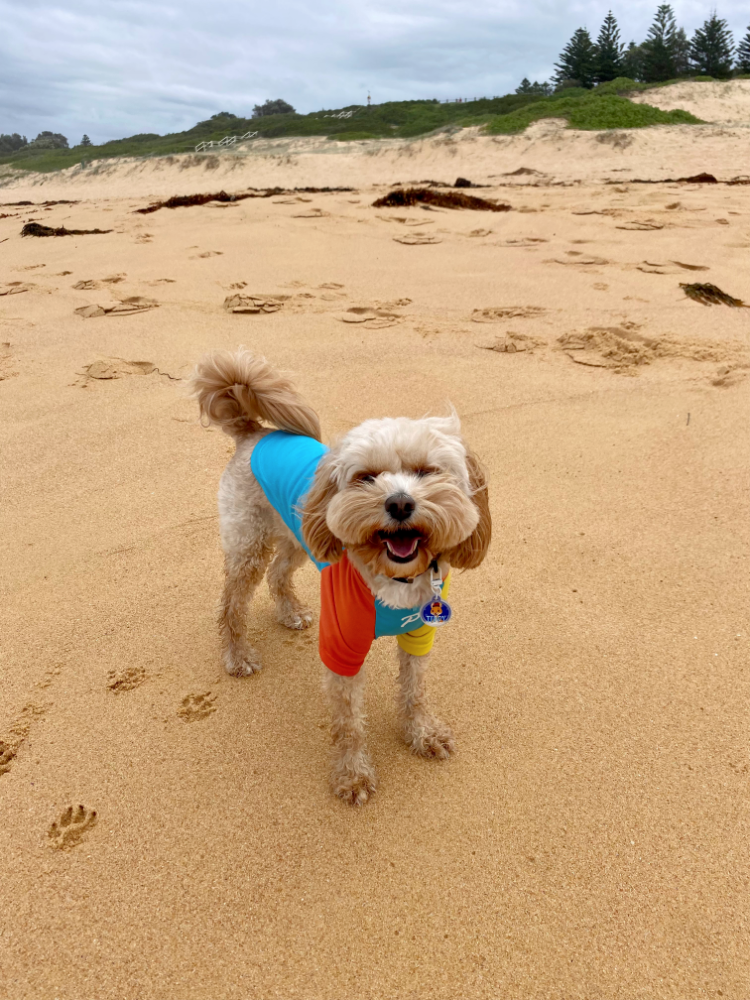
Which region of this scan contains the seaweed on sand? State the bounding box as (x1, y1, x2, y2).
(21, 222, 112, 237)
(680, 282, 746, 307)
(135, 186, 354, 214)
(372, 188, 510, 211)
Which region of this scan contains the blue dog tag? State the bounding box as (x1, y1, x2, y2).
(420, 597, 452, 627)
(420, 565, 452, 626)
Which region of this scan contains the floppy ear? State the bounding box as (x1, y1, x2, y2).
(301, 457, 344, 564)
(444, 451, 491, 569)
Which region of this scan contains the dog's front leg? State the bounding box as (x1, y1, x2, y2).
(324, 668, 377, 805)
(396, 647, 455, 759)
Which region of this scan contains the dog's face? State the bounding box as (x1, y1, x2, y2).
(302, 415, 491, 577)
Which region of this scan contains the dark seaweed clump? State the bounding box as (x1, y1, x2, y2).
(135, 186, 355, 214)
(372, 188, 510, 211)
(21, 222, 112, 237)
(680, 282, 746, 307)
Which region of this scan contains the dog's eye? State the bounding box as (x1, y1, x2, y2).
(355, 472, 376, 484)
(414, 467, 437, 478)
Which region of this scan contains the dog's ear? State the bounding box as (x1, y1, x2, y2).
(444, 452, 491, 569)
(301, 457, 344, 564)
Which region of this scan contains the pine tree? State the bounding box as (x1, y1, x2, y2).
(595, 11, 624, 83)
(554, 28, 597, 89)
(673, 28, 692, 76)
(622, 41, 645, 81)
(516, 78, 552, 96)
(690, 13, 734, 78)
(641, 5, 678, 82)
(737, 26, 750, 73)
(80, 134, 92, 147)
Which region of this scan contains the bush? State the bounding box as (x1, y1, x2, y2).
(594, 77, 647, 95)
(28, 131, 68, 149)
(0, 132, 27, 153)
(253, 99, 295, 117)
(484, 93, 702, 134)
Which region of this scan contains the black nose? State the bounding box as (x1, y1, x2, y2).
(385, 493, 415, 522)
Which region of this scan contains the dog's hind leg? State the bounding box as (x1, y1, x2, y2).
(324, 668, 377, 805)
(396, 647, 455, 759)
(218, 536, 273, 676)
(266, 533, 314, 630)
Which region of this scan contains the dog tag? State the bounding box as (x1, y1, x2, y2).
(420, 566, 452, 627)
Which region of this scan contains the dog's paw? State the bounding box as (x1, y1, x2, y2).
(276, 601, 314, 630)
(223, 644, 262, 677)
(330, 753, 377, 806)
(405, 716, 456, 759)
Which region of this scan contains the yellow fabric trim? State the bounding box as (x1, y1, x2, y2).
(397, 572, 451, 657)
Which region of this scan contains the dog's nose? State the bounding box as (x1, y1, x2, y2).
(385, 493, 415, 522)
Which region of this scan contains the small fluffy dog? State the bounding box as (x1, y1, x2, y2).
(191, 348, 491, 804)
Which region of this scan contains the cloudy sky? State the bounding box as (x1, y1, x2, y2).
(1, 0, 748, 144)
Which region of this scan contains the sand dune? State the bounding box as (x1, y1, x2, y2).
(630, 78, 750, 125)
(1, 117, 749, 999)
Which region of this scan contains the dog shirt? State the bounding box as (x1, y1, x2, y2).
(250, 430, 450, 676)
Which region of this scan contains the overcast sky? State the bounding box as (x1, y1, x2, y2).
(1, 0, 748, 144)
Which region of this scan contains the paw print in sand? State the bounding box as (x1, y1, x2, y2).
(107, 665, 146, 693)
(178, 692, 217, 722)
(48, 804, 98, 850)
(0, 740, 16, 776)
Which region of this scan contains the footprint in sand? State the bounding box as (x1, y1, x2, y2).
(77, 358, 180, 385)
(559, 326, 654, 371)
(497, 237, 547, 247)
(0, 741, 16, 776)
(74, 296, 158, 318)
(472, 306, 545, 323)
(292, 208, 329, 218)
(178, 692, 217, 722)
(712, 365, 749, 387)
(615, 221, 664, 231)
(223, 294, 288, 314)
(549, 252, 610, 266)
(193, 250, 223, 258)
(0, 281, 33, 297)
(393, 233, 441, 245)
(0, 342, 18, 381)
(107, 665, 147, 693)
(481, 332, 542, 354)
(48, 805, 98, 850)
(72, 275, 125, 290)
(336, 302, 409, 329)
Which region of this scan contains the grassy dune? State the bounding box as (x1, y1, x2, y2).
(0, 79, 705, 174)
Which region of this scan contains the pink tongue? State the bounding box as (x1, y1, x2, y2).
(387, 536, 418, 558)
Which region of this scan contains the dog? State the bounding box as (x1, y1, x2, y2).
(190, 348, 491, 804)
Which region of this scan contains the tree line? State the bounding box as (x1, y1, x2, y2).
(518, 4, 750, 94)
(0, 131, 94, 154)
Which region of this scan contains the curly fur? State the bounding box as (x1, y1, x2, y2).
(191, 348, 491, 805)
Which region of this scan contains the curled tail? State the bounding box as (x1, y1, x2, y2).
(190, 348, 321, 440)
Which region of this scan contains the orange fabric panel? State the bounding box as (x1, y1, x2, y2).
(319, 554, 376, 676)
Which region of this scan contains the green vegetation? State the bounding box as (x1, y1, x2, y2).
(482, 91, 701, 134)
(0, 82, 706, 175)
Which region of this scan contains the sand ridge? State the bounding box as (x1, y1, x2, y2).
(1, 124, 749, 998)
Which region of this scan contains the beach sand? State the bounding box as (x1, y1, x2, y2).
(2, 83, 749, 998)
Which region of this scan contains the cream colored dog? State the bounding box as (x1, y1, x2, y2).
(191, 348, 491, 804)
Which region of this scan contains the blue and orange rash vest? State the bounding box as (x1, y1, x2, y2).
(250, 430, 450, 676)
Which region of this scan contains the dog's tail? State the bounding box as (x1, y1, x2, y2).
(190, 348, 321, 441)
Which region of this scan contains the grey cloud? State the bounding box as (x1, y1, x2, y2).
(1, 0, 748, 144)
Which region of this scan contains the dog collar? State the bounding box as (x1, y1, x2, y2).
(393, 558, 440, 585)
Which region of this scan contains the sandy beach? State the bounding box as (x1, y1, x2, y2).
(2, 82, 749, 998)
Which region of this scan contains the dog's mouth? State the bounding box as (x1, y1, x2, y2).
(378, 529, 423, 564)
